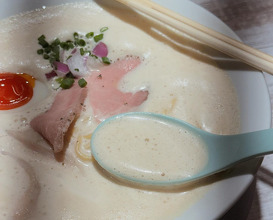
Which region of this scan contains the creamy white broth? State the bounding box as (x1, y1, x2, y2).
(92, 115, 208, 183)
(0, 1, 240, 220)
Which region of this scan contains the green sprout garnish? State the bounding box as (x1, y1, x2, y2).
(80, 48, 85, 56)
(100, 27, 109, 32)
(78, 78, 87, 88)
(60, 77, 75, 89)
(102, 57, 111, 64)
(73, 32, 79, 39)
(37, 27, 111, 90)
(38, 35, 49, 48)
(37, 49, 44, 54)
(94, 34, 103, 43)
(86, 32, 94, 38)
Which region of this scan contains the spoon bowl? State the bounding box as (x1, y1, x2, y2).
(91, 112, 273, 186)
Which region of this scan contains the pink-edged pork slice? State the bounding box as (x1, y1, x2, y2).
(87, 56, 149, 121)
(30, 85, 87, 153)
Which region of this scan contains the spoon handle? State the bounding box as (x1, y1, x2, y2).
(206, 129, 273, 172)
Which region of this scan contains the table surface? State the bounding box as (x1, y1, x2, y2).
(191, 0, 273, 219)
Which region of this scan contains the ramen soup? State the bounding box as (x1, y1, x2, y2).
(0, 1, 240, 219)
(92, 115, 208, 183)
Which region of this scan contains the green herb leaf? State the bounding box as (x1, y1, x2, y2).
(49, 56, 56, 64)
(43, 54, 50, 59)
(77, 39, 86, 47)
(44, 47, 52, 54)
(38, 35, 49, 48)
(94, 34, 103, 43)
(37, 49, 44, 55)
(78, 78, 87, 88)
(100, 27, 108, 32)
(60, 42, 70, 50)
(38, 35, 46, 41)
(60, 77, 75, 89)
(51, 47, 60, 62)
(90, 53, 98, 59)
(55, 77, 63, 84)
(66, 72, 75, 78)
(102, 57, 111, 64)
(73, 32, 79, 39)
(52, 38, 60, 46)
(86, 32, 94, 38)
(80, 48, 85, 56)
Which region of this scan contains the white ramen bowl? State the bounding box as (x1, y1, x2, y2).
(0, 0, 271, 219)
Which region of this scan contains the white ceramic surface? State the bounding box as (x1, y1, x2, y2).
(0, 0, 271, 219)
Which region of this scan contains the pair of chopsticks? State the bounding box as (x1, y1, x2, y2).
(115, 0, 273, 75)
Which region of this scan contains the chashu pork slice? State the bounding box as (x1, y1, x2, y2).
(31, 56, 148, 153)
(30, 85, 87, 153)
(87, 56, 149, 121)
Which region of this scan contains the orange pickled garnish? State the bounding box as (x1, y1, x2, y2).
(0, 73, 35, 110)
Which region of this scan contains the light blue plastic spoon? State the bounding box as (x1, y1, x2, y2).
(91, 112, 273, 186)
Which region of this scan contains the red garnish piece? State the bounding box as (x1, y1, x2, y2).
(45, 70, 57, 79)
(0, 73, 35, 110)
(92, 42, 108, 57)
